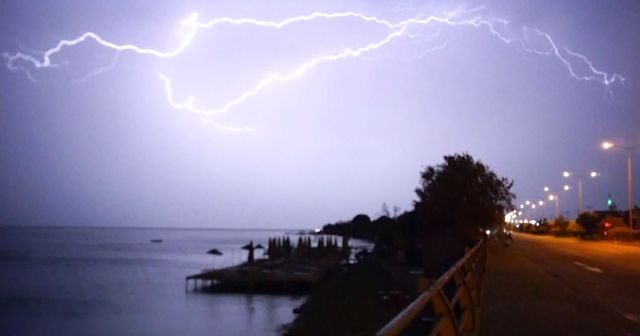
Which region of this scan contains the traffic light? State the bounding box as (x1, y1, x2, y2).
(607, 193, 613, 209)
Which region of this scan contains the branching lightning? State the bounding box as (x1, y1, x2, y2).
(158, 24, 408, 117)
(72, 51, 121, 84)
(3, 8, 625, 131)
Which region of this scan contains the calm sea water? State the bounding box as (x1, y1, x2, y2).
(0, 226, 306, 336)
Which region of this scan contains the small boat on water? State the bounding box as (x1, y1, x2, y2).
(150, 239, 163, 243)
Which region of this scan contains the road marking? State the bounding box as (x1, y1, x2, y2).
(624, 313, 640, 323)
(574, 261, 603, 274)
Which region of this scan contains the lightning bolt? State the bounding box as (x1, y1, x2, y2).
(72, 51, 121, 84)
(158, 23, 408, 117)
(3, 8, 626, 131)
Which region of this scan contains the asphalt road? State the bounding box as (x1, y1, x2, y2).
(479, 232, 640, 335)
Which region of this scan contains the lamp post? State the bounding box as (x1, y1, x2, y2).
(602, 141, 639, 229)
(548, 194, 559, 218)
(562, 170, 598, 214)
(544, 185, 571, 219)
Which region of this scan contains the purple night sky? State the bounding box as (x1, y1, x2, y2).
(1, 0, 639, 228)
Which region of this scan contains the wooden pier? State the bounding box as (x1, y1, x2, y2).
(186, 259, 336, 294)
(188, 235, 352, 294)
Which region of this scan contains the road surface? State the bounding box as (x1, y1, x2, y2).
(479, 232, 640, 335)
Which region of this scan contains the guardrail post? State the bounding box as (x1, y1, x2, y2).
(432, 288, 458, 336)
(453, 268, 475, 333)
(376, 239, 487, 336)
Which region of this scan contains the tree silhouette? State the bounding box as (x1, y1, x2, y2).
(549, 215, 570, 236)
(380, 203, 390, 218)
(414, 153, 514, 277)
(414, 153, 514, 240)
(576, 212, 600, 232)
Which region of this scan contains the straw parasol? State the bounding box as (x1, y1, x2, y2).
(207, 248, 223, 255)
(207, 248, 223, 269)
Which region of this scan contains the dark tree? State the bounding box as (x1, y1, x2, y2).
(576, 211, 602, 235)
(380, 203, 391, 218)
(414, 153, 514, 238)
(392, 205, 401, 219)
(413, 153, 514, 277)
(351, 213, 372, 239)
(550, 215, 570, 236)
(352, 213, 371, 224)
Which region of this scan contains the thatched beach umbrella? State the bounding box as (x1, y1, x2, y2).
(207, 248, 223, 255)
(207, 248, 223, 269)
(254, 244, 265, 258)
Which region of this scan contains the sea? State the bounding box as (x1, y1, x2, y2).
(0, 226, 311, 336)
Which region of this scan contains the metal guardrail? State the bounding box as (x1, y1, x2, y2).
(376, 239, 487, 336)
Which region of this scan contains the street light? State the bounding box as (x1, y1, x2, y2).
(519, 198, 546, 220)
(544, 185, 571, 218)
(602, 140, 640, 229)
(602, 141, 615, 150)
(562, 170, 599, 214)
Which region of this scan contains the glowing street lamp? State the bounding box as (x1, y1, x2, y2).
(601, 140, 640, 229)
(601, 141, 615, 150)
(519, 198, 546, 219)
(544, 186, 570, 218)
(562, 170, 599, 214)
